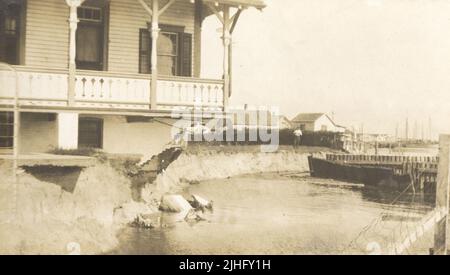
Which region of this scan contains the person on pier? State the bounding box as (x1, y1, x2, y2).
(294, 128, 303, 148)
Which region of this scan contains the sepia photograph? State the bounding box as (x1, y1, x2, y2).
(0, 0, 449, 259)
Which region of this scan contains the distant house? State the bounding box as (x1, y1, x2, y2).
(291, 113, 345, 133)
(278, 116, 292, 129)
(230, 109, 276, 130)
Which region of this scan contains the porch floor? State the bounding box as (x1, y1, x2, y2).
(0, 153, 95, 168)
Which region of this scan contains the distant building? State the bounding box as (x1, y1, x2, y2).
(291, 113, 345, 133)
(278, 116, 292, 129)
(226, 106, 291, 130)
(357, 133, 391, 143)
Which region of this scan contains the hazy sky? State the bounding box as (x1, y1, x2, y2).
(201, 0, 450, 139)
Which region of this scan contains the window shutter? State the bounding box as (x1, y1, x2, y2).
(179, 33, 192, 77)
(139, 29, 151, 74)
(143, 27, 191, 77)
(149, 32, 152, 73)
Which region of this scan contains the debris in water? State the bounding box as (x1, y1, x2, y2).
(184, 209, 208, 222)
(132, 213, 161, 229)
(189, 194, 213, 212)
(160, 194, 193, 213)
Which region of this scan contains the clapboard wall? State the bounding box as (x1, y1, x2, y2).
(25, 0, 70, 69)
(24, 0, 198, 74)
(108, 0, 196, 74)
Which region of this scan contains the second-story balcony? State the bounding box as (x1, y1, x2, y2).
(0, 66, 225, 113)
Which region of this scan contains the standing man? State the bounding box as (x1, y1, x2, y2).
(294, 128, 303, 148)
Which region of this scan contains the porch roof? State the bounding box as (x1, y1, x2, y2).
(202, 0, 267, 10)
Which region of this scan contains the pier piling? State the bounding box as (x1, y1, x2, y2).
(433, 135, 450, 255)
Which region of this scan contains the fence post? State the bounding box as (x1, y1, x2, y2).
(434, 135, 450, 255)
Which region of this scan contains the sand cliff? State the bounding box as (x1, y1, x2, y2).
(141, 147, 326, 203)
(0, 161, 131, 254)
(0, 146, 329, 254)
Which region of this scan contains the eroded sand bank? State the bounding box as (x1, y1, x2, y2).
(0, 146, 331, 254)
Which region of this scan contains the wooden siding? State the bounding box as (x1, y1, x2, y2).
(107, 0, 196, 73)
(25, 0, 69, 69)
(23, 0, 198, 74)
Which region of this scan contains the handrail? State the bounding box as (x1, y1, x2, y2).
(6, 65, 69, 74)
(77, 70, 224, 84)
(159, 75, 224, 85)
(76, 69, 151, 80)
(1, 65, 224, 84)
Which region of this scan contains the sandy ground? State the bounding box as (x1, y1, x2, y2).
(0, 145, 367, 255)
(0, 160, 133, 254)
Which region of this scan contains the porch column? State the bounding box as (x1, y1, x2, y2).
(65, 0, 83, 107)
(229, 9, 242, 98)
(150, 0, 160, 110)
(222, 6, 231, 110)
(57, 113, 79, 150)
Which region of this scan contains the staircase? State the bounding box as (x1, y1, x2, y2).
(133, 146, 184, 183)
(143, 146, 184, 174)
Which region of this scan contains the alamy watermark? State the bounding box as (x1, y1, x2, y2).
(169, 101, 280, 153)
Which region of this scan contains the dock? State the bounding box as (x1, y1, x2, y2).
(323, 153, 438, 192)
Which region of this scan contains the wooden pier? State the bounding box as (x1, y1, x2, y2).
(325, 153, 438, 192)
(326, 154, 438, 166)
(393, 135, 450, 255)
(320, 139, 449, 254)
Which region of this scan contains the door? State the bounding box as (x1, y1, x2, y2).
(78, 118, 103, 149)
(76, 6, 105, 70)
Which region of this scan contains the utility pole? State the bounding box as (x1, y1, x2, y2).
(421, 122, 424, 142)
(414, 120, 418, 141)
(405, 118, 409, 141)
(361, 123, 365, 153)
(429, 117, 432, 142)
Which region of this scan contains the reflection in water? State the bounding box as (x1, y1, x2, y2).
(111, 173, 434, 255)
(360, 186, 435, 207)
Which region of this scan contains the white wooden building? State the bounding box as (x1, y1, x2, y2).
(0, 0, 266, 156)
(291, 113, 346, 133)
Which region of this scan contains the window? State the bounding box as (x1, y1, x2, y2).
(158, 31, 178, 76)
(321, 125, 328, 132)
(300, 124, 305, 131)
(78, 118, 103, 149)
(139, 25, 192, 77)
(0, 112, 14, 149)
(76, 6, 105, 70)
(78, 6, 102, 22)
(0, 0, 22, 65)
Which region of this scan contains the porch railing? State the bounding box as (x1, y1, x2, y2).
(0, 66, 225, 111)
(157, 76, 224, 111)
(75, 70, 151, 110)
(0, 66, 69, 107)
